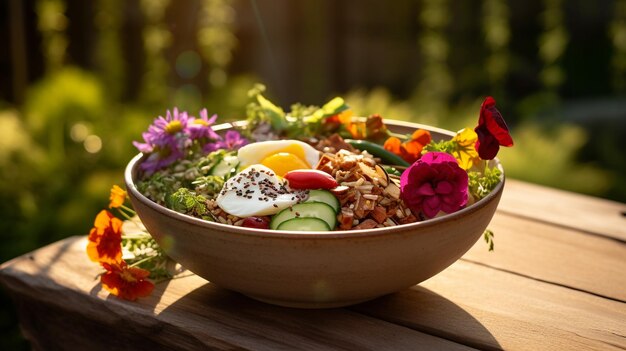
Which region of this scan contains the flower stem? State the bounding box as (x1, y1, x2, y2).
(116, 209, 134, 221)
(128, 254, 157, 268)
(121, 233, 152, 240)
(388, 131, 408, 140)
(120, 204, 137, 215)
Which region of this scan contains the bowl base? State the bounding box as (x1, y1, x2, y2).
(243, 294, 379, 309)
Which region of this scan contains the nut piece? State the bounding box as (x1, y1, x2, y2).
(371, 206, 387, 223)
(384, 183, 401, 199)
(313, 136, 417, 229)
(352, 219, 378, 230)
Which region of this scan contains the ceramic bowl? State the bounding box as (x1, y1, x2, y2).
(125, 120, 504, 308)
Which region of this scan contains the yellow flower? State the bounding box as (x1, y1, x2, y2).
(109, 185, 128, 209)
(451, 128, 481, 170)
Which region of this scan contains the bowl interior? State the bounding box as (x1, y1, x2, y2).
(126, 119, 504, 238)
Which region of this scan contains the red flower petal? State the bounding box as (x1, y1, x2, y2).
(475, 97, 514, 160)
(475, 126, 499, 160)
(100, 262, 155, 301)
(481, 97, 513, 146)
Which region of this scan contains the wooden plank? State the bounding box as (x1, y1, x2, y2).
(500, 179, 626, 241)
(463, 212, 626, 302)
(353, 260, 626, 351)
(0, 236, 474, 351)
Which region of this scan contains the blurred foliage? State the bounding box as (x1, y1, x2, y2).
(36, 0, 68, 73)
(610, 0, 626, 92)
(538, 0, 568, 90)
(482, 0, 510, 96)
(498, 123, 611, 195)
(197, 0, 237, 88)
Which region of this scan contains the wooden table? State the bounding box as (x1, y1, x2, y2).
(1, 179, 625, 350)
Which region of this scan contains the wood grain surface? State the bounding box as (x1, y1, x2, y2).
(1, 179, 625, 350)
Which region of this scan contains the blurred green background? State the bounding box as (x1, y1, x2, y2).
(1, 0, 625, 348)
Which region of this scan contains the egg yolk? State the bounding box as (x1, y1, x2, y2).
(260, 145, 311, 176)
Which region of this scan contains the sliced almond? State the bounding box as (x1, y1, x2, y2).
(374, 164, 389, 187)
(329, 185, 350, 196)
(384, 183, 401, 199)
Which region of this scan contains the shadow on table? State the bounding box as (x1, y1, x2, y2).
(151, 282, 501, 350)
(353, 286, 502, 350)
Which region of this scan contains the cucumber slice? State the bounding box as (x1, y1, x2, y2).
(211, 155, 239, 177)
(306, 189, 340, 213)
(270, 202, 337, 230)
(276, 217, 331, 231)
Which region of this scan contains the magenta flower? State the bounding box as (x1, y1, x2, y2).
(400, 152, 469, 219)
(188, 109, 221, 141)
(204, 130, 249, 152)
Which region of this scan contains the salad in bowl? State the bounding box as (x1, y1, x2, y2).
(132, 87, 511, 234)
(120, 85, 512, 307)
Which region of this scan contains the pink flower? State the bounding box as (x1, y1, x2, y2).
(203, 130, 249, 152)
(188, 109, 221, 141)
(400, 152, 469, 219)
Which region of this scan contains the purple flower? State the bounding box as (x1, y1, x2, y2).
(133, 108, 191, 152)
(400, 152, 469, 219)
(133, 108, 191, 173)
(138, 146, 185, 174)
(204, 130, 249, 153)
(188, 109, 221, 141)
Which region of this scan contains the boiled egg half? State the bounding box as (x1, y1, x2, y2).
(216, 164, 307, 217)
(237, 140, 320, 177)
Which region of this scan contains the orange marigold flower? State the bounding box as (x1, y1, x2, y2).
(86, 210, 123, 264)
(383, 136, 403, 154)
(109, 185, 127, 209)
(384, 129, 432, 164)
(100, 262, 155, 301)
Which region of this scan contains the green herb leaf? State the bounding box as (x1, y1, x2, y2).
(246, 84, 350, 139)
(166, 188, 210, 218)
(468, 167, 502, 201)
(424, 139, 457, 154)
(122, 234, 175, 280)
(483, 229, 495, 251)
(257, 94, 287, 131)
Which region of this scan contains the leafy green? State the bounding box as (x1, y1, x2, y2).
(289, 103, 321, 118)
(257, 93, 288, 131)
(483, 229, 495, 251)
(197, 150, 236, 176)
(423, 139, 457, 154)
(122, 234, 173, 280)
(137, 150, 231, 206)
(192, 175, 225, 199)
(246, 84, 349, 139)
(166, 188, 212, 220)
(137, 172, 186, 204)
(468, 167, 502, 200)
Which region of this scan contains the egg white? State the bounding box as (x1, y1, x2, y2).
(237, 140, 320, 169)
(216, 164, 307, 217)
